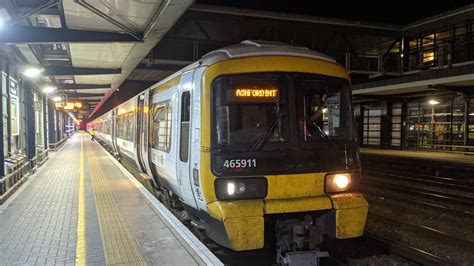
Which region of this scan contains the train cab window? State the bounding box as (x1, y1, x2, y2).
(180, 92, 191, 162)
(152, 101, 172, 152)
(212, 73, 287, 151)
(295, 78, 352, 142)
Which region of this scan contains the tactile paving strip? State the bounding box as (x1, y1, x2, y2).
(87, 142, 144, 265)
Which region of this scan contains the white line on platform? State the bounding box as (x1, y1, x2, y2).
(97, 143, 223, 266)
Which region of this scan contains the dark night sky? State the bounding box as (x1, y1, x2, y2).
(196, 0, 474, 24)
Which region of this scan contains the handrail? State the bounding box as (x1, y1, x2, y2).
(0, 161, 31, 203)
(0, 149, 50, 203)
(48, 137, 68, 151)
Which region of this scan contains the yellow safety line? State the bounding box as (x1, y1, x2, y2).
(87, 143, 144, 265)
(75, 134, 86, 266)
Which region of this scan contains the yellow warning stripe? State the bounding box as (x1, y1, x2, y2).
(86, 142, 144, 265)
(75, 134, 86, 266)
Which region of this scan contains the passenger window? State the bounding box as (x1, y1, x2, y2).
(152, 101, 172, 152)
(180, 92, 191, 162)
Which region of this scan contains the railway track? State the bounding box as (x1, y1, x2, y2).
(367, 212, 474, 265)
(363, 233, 450, 265)
(362, 177, 474, 207)
(361, 188, 474, 218)
(368, 212, 474, 246)
(361, 169, 474, 265)
(363, 170, 474, 193)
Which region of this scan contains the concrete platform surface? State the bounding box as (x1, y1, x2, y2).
(0, 132, 221, 265)
(360, 147, 474, 165)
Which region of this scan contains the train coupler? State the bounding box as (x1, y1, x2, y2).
(281, 250, 329, 266)
(276, 215, 329, 265)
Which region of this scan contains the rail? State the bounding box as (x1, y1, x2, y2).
(364, 233, 450, 265)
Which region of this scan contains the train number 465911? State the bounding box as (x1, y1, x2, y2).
(223, 159, 257, 168)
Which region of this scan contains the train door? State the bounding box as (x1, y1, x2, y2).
(135, 94, 146, 172)
(136, 92, 152, 175)
(176, 71, 197, 207)
(112, 108, 118, 153)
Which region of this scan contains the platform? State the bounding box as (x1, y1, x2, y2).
(0, 132, 221, 265)
(360, 148, 474, 165)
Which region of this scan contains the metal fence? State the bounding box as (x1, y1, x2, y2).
(48, 137, 68, 151)
(1, 154, 31, 203)
(0, 145, 56, 203)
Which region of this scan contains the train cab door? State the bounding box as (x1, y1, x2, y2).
(176, 71, 197, 208)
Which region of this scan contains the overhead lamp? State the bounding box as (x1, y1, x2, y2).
(22, 66, 44, 78)
(42, 85, 57, 94)
(429, 99, 439, 105)
(52, 96, 62, 102)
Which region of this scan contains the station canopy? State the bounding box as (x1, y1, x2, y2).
(1, 0, 193, 118)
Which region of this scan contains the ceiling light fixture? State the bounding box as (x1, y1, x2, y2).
(42, 85, 57, 94)
(22, 66, 44, 78)
(429, 100, 439, 105)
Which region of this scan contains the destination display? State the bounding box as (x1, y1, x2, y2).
(226, 87, 279, 103)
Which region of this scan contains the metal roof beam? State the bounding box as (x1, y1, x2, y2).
(44, 67, 121, 76)
(56, 84, 111, 90)
(136, 64, 182, 71)
(11, 0, 59, 24)
(0, 26, 143, 44)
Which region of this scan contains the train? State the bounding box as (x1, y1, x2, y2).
(89, 40, 368, 263)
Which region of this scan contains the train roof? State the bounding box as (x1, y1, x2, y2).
(156, 40, 338, 90)
(199, 40, 337, 66)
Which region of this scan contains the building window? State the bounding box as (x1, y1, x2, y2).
(152, 101, 172, 152)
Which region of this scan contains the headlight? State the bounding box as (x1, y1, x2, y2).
(215, 177, 267, 200)
(325, 172, 359, 193)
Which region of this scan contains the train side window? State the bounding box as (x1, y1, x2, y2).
(152, 101, 172, 152)
(180, 92, 190, 162)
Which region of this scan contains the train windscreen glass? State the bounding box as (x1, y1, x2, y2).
(213, 73, 287, 148)
(295, 78, 352, 142)
(212, 73, 353, 150)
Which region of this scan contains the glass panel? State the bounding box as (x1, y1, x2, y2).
(212, 72, 352, 151)
(180, 92, 190, 162)
(152, 101, 172, 152)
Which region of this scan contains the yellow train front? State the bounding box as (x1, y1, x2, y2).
(194, 41, 368, 260)
(93, 40, 368, 263)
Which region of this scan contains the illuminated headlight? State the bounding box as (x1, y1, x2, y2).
(215, 177, 267, 200)
(325, 172, 359, 193)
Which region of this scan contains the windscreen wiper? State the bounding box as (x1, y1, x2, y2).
(250, 112, 283, 151)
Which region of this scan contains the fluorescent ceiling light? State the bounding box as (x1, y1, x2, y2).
(429, 100, 439, 105)
(42, 85, 57, 94)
